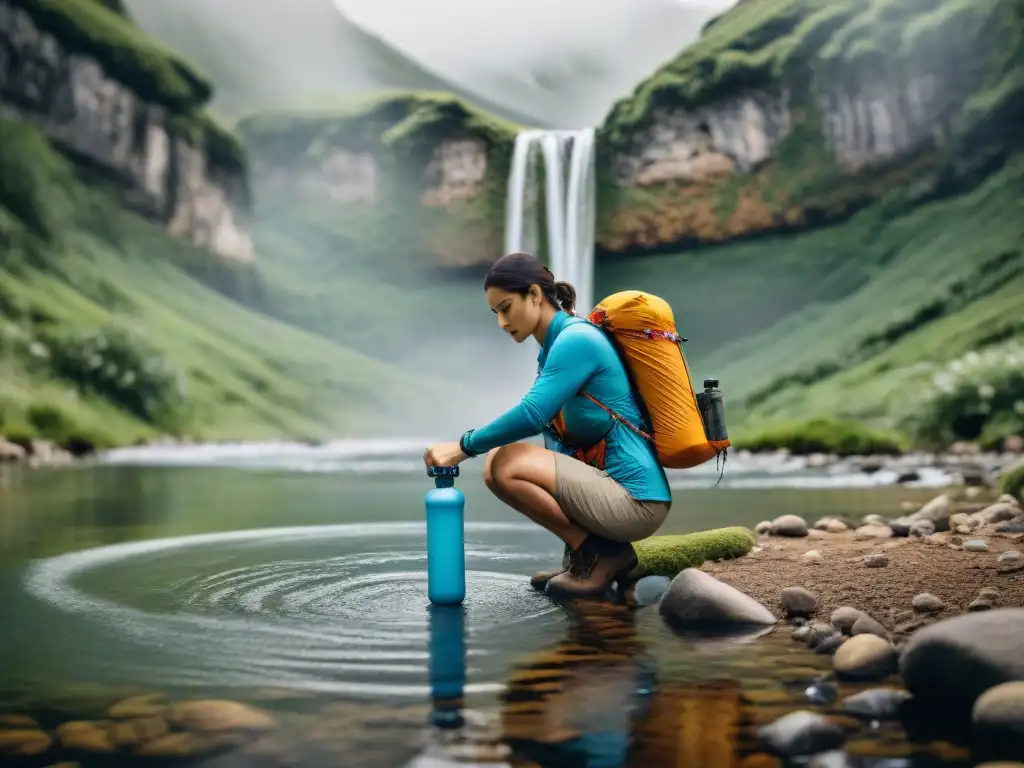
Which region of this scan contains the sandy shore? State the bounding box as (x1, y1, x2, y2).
(699, 496, 1024, 643)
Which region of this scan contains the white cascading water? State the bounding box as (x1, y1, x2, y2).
(504, 128, 597, 315)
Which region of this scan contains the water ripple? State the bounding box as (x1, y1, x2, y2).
(23, 522, 565, 697)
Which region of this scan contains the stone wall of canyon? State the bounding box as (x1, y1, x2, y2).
(598, 56, 974, 253)
(0, 1, 253, 260)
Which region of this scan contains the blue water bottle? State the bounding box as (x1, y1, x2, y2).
(425, 466, 466, 605)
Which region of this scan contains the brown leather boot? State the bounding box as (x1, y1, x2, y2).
(545, 536, 638, 599)
(529, 543, 572, 591)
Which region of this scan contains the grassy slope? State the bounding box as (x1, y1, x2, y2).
(598, 154, 1024, 436)
(0, 119, 446, 447)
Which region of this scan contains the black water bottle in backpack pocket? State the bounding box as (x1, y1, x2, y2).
(696, 378, 729, 443)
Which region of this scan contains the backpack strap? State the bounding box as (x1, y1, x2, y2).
(580, 392, 653, 442)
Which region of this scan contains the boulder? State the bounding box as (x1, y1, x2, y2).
(900, 608, 1024, 709)
(659, 569, 776, 628)
(770, 515, 808, 537)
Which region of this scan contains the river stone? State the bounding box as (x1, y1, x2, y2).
(755, 520, 772, 535)
(910, 519, 935, 537)
(972, 682, 1024, 760)
(168, 700, 277, 733)
(815, 634, 847, 655)
(888, 517, 912, 537)
(833, 634, 898, 680)
(965, 539, 989, 553)
(830, 606, 867, 634)
(771, 515, 808, 537)
(900, 608, 1024, 709)
(756, 710, 845, 756)
(863, 552, 889, 568)
(107, 693, 168, 719)
(912, 593, 945, 613)
(633, 575, 671, 606)
(806, 621, 837, 649)
(851, 614, 889, 639)
(997, 550, 1022, 566)
(659, 569, 776, 628)
(792, 625, 812, 642)
(780, 586, 819, 618)
(0, 728, 52, 756)
(970, 598, 994, 612)
(974, 502, 1020, 526)
(57, 721, 116, 753)
(854, 524, 892, 541)
(910, 494, 952, 531)
(842, 687, 911, 719)
(808, 751, 858, 768)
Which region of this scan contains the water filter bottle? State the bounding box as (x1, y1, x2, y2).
(425, 465, 466, 605)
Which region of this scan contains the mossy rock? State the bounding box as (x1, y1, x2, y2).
(633, 526, 757, 579)
(1001, 460, 1024, 504)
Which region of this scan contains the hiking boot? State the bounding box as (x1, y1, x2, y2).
(529, 543, 573, 591)
(545, 536, 638, 599)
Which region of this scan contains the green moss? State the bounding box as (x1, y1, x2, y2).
(634, 527, 757, 578)
(19, 0, 210, 110)
(1000, 461, 1024, 504)
(17, 1, 247, 177)
(599, 0, 1019, 157)
(733, 418, 907, 456)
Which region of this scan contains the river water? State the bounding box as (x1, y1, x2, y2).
(0, 441, 974, 767)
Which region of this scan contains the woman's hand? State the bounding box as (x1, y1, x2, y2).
(423, 442, 468, 468)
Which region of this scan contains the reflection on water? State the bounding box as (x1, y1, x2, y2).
(0, 460, 972, 767)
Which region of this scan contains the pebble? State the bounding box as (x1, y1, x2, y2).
(833, 634, 898, 680)
(863, 552, 890, 568)
(808, 751, 859, 768)
(802, 549, 824, 564)
(830, 606, 866, 634)
(965, 539, 990, 553)
(851, 614, 889, 638)
(756, 520, 772, 535)
(979, 587, 1001, 601)
(854, 524, 892, 541)
(997, 550, 1021, 565)
(757, 710, 846, 757)
(815, 634, 847, 655)
(771, 514, 809, 537)
(780, 586, 819, 618)
(909, 519, 935, 537)
(792, 625, 812, 642)
(806, 621, 838, 648)
(969, 598, 994, 611)
(841, 687, 911, 719)
(912, 593, 945, 613)
(972, 681, 1024, 761)
(804, 677, 838, 705)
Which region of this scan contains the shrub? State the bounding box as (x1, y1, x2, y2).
(46, 325, 188, 429)
(907, 342, 1024, 449)
(733, 417, 907, 456)
(1001, 461, 1024, 503)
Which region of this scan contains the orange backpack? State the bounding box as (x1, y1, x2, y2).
(583, 290, 730, 469)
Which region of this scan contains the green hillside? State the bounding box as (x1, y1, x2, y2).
(598, 154, 1024, 449)
(0, 119, 444, 450)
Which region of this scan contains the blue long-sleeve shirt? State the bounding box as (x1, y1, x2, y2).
(462, 311, 671, 502)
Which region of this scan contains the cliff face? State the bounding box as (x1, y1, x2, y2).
(596, 0, 1022, 253)
(0, 0, 253, 260)
(239, 93, 515, 269)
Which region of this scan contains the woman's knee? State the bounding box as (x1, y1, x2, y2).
(483, 443, 537, 491)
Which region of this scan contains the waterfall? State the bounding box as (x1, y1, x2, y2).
(504, 129, 597, 315)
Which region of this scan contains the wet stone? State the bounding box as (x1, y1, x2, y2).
(830, 606, 866, 634)
(841, 688, 911, 719)
(815, 634, 847, 655)
(0, 728, 52, 756)
(833, 635, 899, 681)
(757, 710, 846, 757)
(57, 721, 116, 754)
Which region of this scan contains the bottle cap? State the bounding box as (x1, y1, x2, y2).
(703, 378, 719, 389)
(427, 466, 460, 478)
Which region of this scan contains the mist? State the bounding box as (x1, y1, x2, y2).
(122, 0, 735, 438)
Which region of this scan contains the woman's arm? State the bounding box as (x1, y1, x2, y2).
(462, 325, 600, 456)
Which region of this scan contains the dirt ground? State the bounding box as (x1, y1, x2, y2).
(699, 527, 1024, 641)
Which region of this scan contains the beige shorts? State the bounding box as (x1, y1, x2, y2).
(552, 452, 671, 542)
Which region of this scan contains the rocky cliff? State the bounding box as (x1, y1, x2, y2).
(595, 0, 1022, 253)
(0, 0, 253, 260)
(238, 92, 516, 269)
